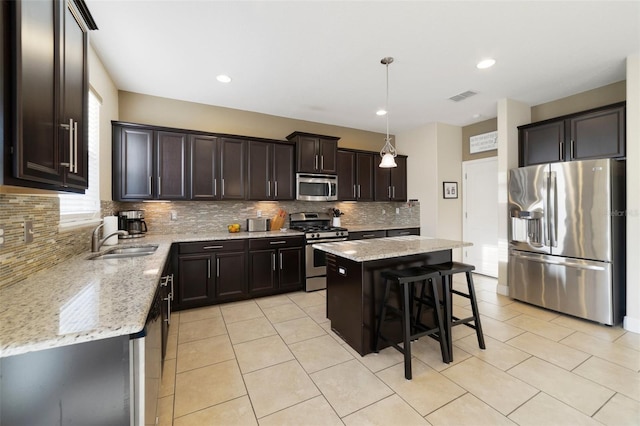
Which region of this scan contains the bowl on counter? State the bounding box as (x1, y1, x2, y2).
(228, 223, 241, 233)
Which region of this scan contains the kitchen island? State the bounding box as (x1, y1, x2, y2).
(312, 236, 471, 356)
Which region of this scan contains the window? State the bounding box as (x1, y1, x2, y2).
(59, 90, 101, 228)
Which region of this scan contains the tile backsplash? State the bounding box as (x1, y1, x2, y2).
(113, 200, 420, 235)
(1, 194, 419, 288)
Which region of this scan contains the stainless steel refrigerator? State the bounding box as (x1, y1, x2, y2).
(508, 158, 625, 325)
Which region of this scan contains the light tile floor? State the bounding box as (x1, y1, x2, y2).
(159, 275, 640, 425)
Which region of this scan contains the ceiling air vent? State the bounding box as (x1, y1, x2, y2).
(449, 90, 477, 102)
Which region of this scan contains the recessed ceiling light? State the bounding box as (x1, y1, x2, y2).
(376, 109, 387, 116)
(476, 58, 496, 69)
(216, 74, 232, 83)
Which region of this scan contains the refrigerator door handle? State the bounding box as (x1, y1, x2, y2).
(548, 171, 558, 248)
(511, 251, 606, 271)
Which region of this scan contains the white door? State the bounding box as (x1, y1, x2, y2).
(463, 157, 498, 277)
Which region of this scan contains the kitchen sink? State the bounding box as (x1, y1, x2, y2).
(89, 244, 159, 260)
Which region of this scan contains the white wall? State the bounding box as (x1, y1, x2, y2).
(88, 43, 119, 201)
(397, 123, 463, 260)
(625, 54, 640, 333)
(397, 124, 438, 237)
(496, 99, 531, 295)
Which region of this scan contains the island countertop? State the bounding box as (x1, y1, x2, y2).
(313, 235, 471, 262)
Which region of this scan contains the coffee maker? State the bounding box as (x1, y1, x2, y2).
(118, 210, 148, 238)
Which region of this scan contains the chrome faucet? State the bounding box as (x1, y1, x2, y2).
(91, 223, 129, 252)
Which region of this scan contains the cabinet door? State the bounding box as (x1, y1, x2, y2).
(215, 251, 247, 300)
(569, 106, 625, 160)
(177, 254, 214, 309)
(247, 140, 271, 200)
(157, 131, 188, 199)
(318, 138, 337, 173)
(519, 121, 565, 166)
(337, 150, 356, 201)
(374, 157, 391, 200)
(278, 247, 304, 290)
(116, 127, 154, 200)
(272, 143, 295, 200)
(390, 156, 407, 201)
(12, 0, 61, 186)
(356, 153, 374, 201)
(190, 134, 218, 200)
(60, 1, 89, 189)
(248, 249, 277, 294)
(297, 136, 319, 173)
(219, 138, 246, 199)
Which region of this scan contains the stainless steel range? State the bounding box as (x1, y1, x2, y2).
(289, 212, 348, 291)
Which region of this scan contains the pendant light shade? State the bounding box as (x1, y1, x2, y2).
(379, 57, 397, 168)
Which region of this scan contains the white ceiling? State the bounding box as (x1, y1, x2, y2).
(86, 1, 640, 135)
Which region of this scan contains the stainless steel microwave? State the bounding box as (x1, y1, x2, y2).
(296, 173, 338, 201)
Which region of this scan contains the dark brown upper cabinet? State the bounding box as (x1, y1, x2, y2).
(374, 155, 408, 201)
(3, 0, 97, 192)
(287, 132, 339, 174)
(112, 124, 188, 201)
(190, 135, 249, 201)
(337, 149, 374, 201)
(519, 102, 625, 166)
(247, 140, 295, 200)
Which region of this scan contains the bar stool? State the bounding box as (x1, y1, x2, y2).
(430, 262, 485, 361)
(373, 267, 449, 380)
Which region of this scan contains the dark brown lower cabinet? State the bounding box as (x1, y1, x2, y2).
(248, 237, 304, 296)
(174, 240, 247, 310)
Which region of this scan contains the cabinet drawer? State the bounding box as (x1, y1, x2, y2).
(249, 236, 304, 250)
(179, 239, 246, 254)
(387, 228, 420, 237)
(348, 230, 386, 240)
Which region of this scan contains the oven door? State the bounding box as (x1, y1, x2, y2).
(305, 237, 347, 291)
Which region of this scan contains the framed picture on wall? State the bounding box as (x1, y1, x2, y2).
(443, 182, 458, 199)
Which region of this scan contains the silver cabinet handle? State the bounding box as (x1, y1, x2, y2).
(149, 176, 152, 193)
(398, 231, 410, 235)
(559, 141, 564, 160)
(169, 273, 174, 301)
(388, 186, 391, 198)
(315, 155, 319, 170)
(164, 295, 171, 324)
(357, 185, 361, 198)
(279, 252, 283, 270)
(269, 241, 287, 245)
(158, 176, 162, 196)
(392, 186, 396, 199)
(321, 155, 324, 170)
(272, 253, 276, 271)
(216, 258, 220, 277)
(203, 245, 224, 249)
(207, 258, 211, 279)
(267, 180, 271, 197)
(73, 120, 78, 173)
(274, 181, 278, 197)
(570, 139, 574, 159)
(213, 178, 217, 196)
(362, 234, 375, 238)
(353, 185, 357, 198)
(221, 179, 225, 196)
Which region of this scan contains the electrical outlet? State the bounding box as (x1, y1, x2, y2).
(170, 211, 178, 221)
(0, 226, 4, 246)
(395, 208, 400, 214)
(382, 209, 386, 215)
(257, 210, 262, 218)
(23, 220, 33, 244)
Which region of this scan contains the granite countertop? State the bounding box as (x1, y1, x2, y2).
(313, 235, 471, 262)
(0, 229, 303, 359)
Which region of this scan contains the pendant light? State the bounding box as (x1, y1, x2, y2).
(379, 56, 397, 168)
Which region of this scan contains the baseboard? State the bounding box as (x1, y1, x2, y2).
(496, 283, 509, 296)
(623, 315, 640, 333)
